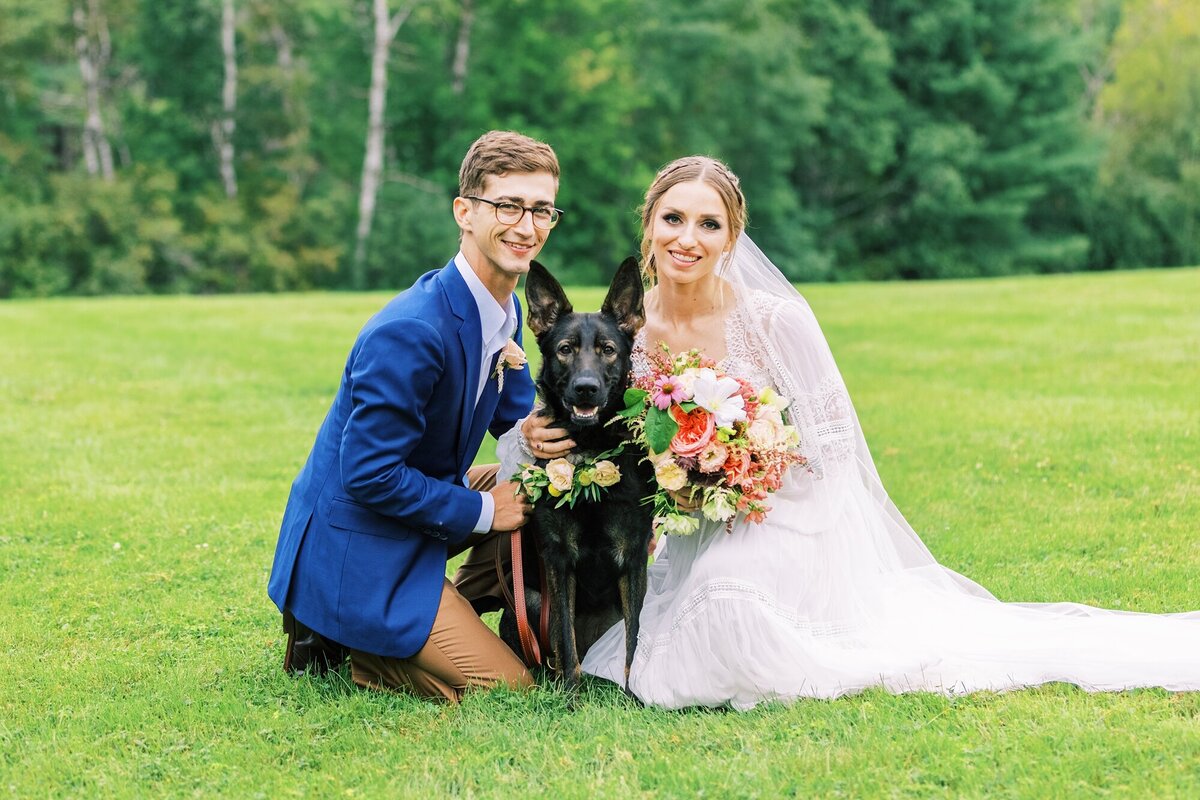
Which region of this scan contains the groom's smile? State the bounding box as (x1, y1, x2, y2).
(502, 239, 535, 256)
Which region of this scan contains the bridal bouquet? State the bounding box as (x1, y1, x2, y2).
(618, 344, 806, 535)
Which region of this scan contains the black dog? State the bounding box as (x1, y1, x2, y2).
(500, 257, 655, 692)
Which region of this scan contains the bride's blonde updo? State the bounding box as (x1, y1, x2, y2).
(639, 155, 748, 284)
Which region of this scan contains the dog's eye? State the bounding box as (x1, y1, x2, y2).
(602, 343, 617, 356)
(557, 343, 573, 356)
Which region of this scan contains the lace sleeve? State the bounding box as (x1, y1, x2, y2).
(732, 287, 862, 532)
(740, 290, 858, 480)
(495, 414, 535, 481)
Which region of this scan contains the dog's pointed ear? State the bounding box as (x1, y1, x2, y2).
(601, 257, 646, 336)
(525, 260, 573, 338)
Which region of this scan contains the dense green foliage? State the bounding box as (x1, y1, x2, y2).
(2, 270, 1199, 794)
(1090, 0, 1200, 269)
(1, 0, 1197, 295)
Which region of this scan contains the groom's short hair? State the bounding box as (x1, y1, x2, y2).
(459, 131, 560, 197)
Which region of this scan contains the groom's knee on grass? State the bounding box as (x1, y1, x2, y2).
(349, 649, 532, 703)
(349, 578, 532, 702)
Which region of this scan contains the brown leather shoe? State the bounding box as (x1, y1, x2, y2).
(282, 611, 349, 675)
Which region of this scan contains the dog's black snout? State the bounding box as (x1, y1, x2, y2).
(572, 378, 601, 403)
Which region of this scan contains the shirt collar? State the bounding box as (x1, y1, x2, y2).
(454, 252, 516, 346)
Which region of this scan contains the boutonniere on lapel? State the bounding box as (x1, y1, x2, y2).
(493, 338, 527, 393)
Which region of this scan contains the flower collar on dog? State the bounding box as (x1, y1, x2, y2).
(514, 443, 625, 508)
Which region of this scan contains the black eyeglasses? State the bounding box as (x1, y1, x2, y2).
(465, 196, 563, 230)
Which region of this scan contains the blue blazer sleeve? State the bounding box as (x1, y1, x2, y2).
(338, 317, 482, 539)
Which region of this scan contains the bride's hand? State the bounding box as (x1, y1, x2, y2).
(668, 486, 702, 513)
(522, 414, 575, 460)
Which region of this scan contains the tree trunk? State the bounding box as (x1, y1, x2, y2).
(451, 0, 474, 95)
(74, 0, 114, 181)
(352, 0, 420, 289)
(269, 18, 308, 188)
(213, 0, 238, 199)
(1077, 0, 1114, 122)
(270, 21, 295, 119)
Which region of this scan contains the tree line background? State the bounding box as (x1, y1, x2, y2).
(1, 0, 1196, 296)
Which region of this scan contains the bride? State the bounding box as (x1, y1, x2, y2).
(500, 155, 1200, 710)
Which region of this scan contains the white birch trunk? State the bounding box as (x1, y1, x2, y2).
(268, 20, 309, 188)
(270, 21, 295, 119)
(451, 0, 474, 96)
(74, 0, 114, 181)
(352, 0, 420, 288)
(213, 0, 238, 198)
(1078, 0, 1114, 122)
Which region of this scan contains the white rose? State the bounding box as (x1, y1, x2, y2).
(544, 458, 575, 495)
(592, 460, 621, 487)
(747, 418, 782, 449)
(675, 368, 701, 397)
(654, 459, 688, 492)
(758, 405, 784, 426)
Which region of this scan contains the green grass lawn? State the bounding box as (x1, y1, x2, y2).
(2, 268, 1198, 798)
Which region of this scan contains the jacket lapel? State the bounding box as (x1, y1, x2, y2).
(464, 291, 521, 471)
(465, 356, 502, 464)
(435, 261, 482, 469)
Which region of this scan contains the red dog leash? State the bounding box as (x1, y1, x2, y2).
(495, 527, 549, 669)
(508, 527, 542, 666)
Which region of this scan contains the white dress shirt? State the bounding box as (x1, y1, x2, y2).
(454, 252, 518, 533)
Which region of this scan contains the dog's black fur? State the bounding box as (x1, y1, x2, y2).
(499, 258, 655, 692)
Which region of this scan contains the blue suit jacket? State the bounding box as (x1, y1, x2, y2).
(267, 260, 536, 658)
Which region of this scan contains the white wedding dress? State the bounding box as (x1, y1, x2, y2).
(499, 235, 1200, 710)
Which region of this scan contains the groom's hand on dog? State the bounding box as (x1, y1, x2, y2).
(489, 480, 532, 532)
(522, 414, 575, 460)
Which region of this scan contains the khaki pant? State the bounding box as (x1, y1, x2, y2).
(349, 464, 528, 703)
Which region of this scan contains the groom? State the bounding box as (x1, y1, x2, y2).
(267, 130, 561, 701)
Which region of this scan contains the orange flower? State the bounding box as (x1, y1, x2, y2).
(723, 446, 752, 483)
(669, 405, 715, 458)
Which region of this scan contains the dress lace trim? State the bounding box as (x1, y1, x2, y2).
(631, 302, 770, 385)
